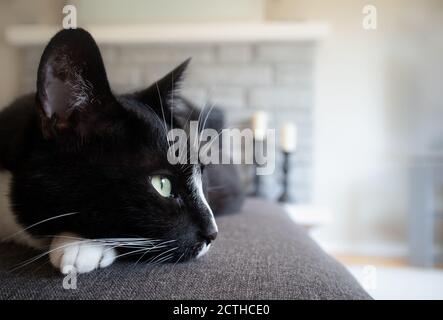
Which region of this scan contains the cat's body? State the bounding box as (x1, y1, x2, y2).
(0, 29, 244, 274)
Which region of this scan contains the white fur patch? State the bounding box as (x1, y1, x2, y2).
(0, 171, 45, 248)
(196, 243, 211, 259)
(49, 232, 117, 274)
(190, 167, 218, 234)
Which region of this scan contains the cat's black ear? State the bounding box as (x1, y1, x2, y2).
(36, 28, 115, 139)
(135, 58, 191, 115)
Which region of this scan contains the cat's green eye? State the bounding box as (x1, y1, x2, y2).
(150, 175, 172, 198)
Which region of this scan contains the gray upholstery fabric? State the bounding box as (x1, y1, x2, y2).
(0, 198, 371, 300)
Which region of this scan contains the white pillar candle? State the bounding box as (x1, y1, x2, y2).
(280, 122, 297, 153)
(251, 111, 268, 141)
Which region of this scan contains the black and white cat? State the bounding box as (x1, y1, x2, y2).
(0, 29, 244, 274)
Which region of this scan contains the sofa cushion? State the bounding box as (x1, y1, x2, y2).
(0, 198, 370, 300)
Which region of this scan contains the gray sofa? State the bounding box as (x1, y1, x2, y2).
(0, 198, 370, 300)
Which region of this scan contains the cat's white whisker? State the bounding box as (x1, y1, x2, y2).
(156, 82, 171, 149)
(10, 241, 105, 272)
(1, 212, 78, 242)
(191, 97, 210, 154)
(111, 247, 154, 261)
(199, 125, 234, 156)
(170, 250, 186, 272)
(154, 253, 175, 265)
(132, 240, 175, 267)
(150, 253, 173, 267)
(9, 236, 173, 273)
(40, 236, 163, 248)
(199, 101, 217, 145)
(146, 246, 179, 266)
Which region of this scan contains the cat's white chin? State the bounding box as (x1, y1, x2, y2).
(49, 232, 117, 274)
(196, 242, 211, 259)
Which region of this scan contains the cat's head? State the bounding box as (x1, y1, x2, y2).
(13, 28, 217, 262)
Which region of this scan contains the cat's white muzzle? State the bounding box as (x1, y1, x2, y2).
(196, 242, 211, 259)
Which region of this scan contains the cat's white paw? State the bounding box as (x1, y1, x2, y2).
(49, 232, 117, 274)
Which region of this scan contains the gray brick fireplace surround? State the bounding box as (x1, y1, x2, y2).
(17, 35, 319, 202)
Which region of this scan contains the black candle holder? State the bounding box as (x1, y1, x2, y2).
(278, 151, 293, 203)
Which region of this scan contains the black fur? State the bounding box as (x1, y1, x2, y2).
(0, 29, 244, 262)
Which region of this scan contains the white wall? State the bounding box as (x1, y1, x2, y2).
(267, 0, 443, 256)
(72, 0, 266, 24)
(0, 0, 62, 106)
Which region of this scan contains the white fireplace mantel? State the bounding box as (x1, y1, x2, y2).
(5, 22, 329, 46)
